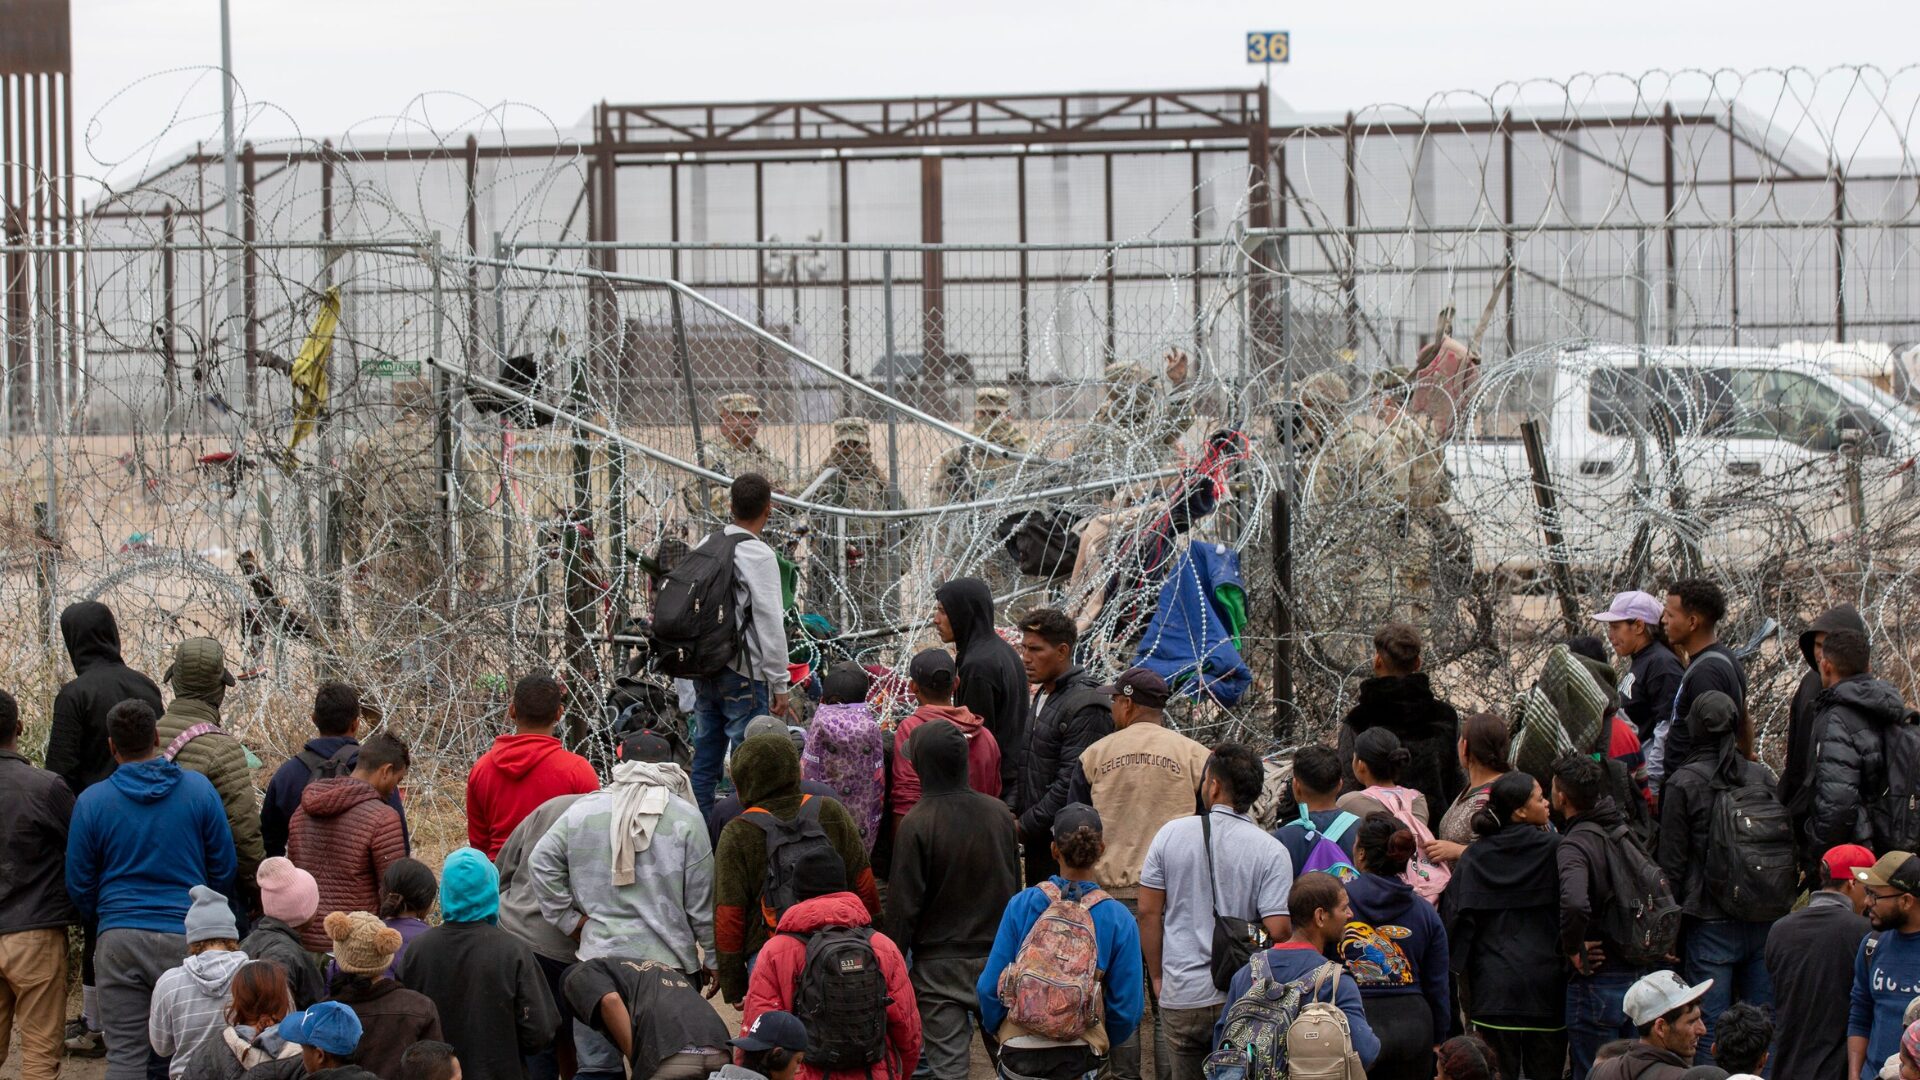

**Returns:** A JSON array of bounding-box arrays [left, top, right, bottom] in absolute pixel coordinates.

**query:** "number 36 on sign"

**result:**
[[1246, 31, 1290, 63]]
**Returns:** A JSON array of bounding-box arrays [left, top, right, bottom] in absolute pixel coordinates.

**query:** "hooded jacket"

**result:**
[[0, 748, 77, 934], [466, 731, 600, 858], [890, 703, 1001, 814], [496, 793, 587, 964], [285, 778, 408, 951], [157, 638, 264, 895], [1336, 672, 1466, 830], [65, 756, 235, 934], [261, 736, 408, 858], [46, 601, 165, 793], [395, 849, 559, 1080], [1013, 665, 1113, 841], [1784, 603, 1870, 820], [328, 974, 443, 1080], [1340, 872, 1451, 1036], [935, 578, 1028, 797], [882, 719, 1021, 959], [1557, 796, 1638, 972], [803, 701, 886, 853], [714, 733, 878, 1003], [1807, 674, 1912, 851], [1441, 822, 1564, 1025], [240, 916, 326, 1008], [740, 892, 922, 1080], [149, 947, 252, 1078], [184, 1022, 301, 1080], [1587, 1040, 1691, 1080], [1657, 691, 1779, 921]]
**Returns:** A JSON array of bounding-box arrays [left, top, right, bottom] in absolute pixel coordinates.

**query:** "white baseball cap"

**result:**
[[1622, 969, 1712, 1026]]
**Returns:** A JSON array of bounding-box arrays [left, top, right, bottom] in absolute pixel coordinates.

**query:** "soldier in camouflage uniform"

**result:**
[[1077, 347, 1195, 476], [1310, 367, 1456, 620], [683, 392, 792, 524], [936, 386, 1030, 503], [805, 417, 902, 633]]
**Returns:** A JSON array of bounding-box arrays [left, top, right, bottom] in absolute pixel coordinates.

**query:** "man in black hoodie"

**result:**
[[1335, 621, 1463, 830], [43, 600, 164, 1056], [1012, 608, 1113, 885], [1552, 753, 1648, 1080], [1655, 691, 1779, 1069], [1805, 629, 1913, 852], [884, 718, 1020, 1080], [1782, 603, 1872, 850], [933, 577, 1027, 798]]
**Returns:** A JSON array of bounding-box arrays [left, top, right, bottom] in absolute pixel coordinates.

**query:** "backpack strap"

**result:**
[[1079, 887, 1112, 907], [1308, 961, 1345, 1000], [1036, 881, 1063, 903], [296, 748, 328, 774], [163, 722, 223, 762], [1321, 811, 1358, 844], [1248, 950, 1273, 984]]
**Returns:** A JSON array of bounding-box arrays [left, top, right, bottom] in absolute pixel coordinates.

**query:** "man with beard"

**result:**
[[1849, 852, 1920, 1080]]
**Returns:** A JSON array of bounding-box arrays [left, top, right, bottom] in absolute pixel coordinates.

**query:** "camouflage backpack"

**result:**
[[1206, 956, 1362, 1080], [997, 881, 1110, 1040]]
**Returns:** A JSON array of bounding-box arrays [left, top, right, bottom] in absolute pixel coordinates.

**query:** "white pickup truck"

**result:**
[[1446, 345, 1920, 571]]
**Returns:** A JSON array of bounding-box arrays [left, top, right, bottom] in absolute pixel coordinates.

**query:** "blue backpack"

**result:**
[[1293, 806, 1358, 882]]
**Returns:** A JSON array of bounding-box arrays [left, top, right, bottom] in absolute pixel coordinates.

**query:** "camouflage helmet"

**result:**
[[716, 392, 763, 417], [1371, 367, 1415, 401], [974, 386, 1012, 415], [830, 417, 871, 446], [1103, 360, 1153, 387], [1298, 370, 1351, 415]]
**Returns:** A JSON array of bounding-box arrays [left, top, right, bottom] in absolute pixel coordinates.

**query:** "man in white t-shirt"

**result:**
[[1138, 742, 1293, 1080]]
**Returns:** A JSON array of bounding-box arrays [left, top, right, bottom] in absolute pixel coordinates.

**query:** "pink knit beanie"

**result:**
[[257, 856, 319, 926]]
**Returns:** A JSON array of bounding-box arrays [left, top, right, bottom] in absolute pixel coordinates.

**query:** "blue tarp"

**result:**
[[1131, 541, 1252, 706]]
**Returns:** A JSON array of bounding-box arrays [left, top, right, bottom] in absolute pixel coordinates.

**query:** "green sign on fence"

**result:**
[[366, 358, 422, 378]]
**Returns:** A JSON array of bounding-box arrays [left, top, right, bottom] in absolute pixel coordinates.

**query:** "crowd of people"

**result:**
[[4, 472, 1920, 1080]]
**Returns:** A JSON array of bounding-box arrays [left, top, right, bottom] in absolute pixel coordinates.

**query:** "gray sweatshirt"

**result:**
[[528, 788, 716, 971], [495, 793, 587, 964], [148, 948, 250, 1078], [724, 525, 789, 688]]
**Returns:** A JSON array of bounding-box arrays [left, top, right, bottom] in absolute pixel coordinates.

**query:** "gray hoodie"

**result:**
[[496, 793, 586, 963], [148, 947, 251, 1078]]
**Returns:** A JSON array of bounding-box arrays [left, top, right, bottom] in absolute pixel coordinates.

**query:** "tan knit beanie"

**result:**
[[324, 911, 403, 976]]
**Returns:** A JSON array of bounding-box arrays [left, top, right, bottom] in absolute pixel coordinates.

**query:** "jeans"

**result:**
[[96, 928, 187, 1080], [1564, 971, 1639, 1080], [911, 955, 989, 1080], [1160, 1005, 1220, 1080], [0, 928, 68, 1080], [692, 669, 771, 814], [1683, 919, 1773, 1069]]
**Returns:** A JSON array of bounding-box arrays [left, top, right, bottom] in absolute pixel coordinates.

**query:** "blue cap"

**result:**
[[732, 1010, 809, 1053], [278, 1001, 362, 1058]]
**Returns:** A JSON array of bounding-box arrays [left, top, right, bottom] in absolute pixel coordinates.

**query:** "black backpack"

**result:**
[[296, 744, 357, 782], [650, 530, 753, 679], [1872, 715, 1920, 852], [741, 797, 837, 931], [995, 510, 1081, 579], [789, 924, 891, 1070], [1577, 820, 1680, 969], [1706, 776, 1799, 922]]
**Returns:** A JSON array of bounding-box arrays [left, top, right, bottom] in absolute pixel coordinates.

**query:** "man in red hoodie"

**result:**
[[741, 846, 920, 1080], [889, 649, 1000, 825], [467, 673, 601, 858]]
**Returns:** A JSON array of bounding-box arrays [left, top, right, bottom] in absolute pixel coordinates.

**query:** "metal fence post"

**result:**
[[881, 252, 901, 497], [430, 234, 455, 597], [35, 247, 57, 647], [492, 231, 516, 639]]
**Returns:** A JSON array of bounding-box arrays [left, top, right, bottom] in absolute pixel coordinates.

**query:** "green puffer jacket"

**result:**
[[158, 638, 263, 897]]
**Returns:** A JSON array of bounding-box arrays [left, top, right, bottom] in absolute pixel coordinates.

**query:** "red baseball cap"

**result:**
[[1823, 843, 1877, 882]]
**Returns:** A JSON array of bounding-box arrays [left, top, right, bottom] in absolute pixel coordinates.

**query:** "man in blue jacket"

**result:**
[[258, 681, 406, 857], [65, 699, 236, 1080], [1850, 851, 1920, 1080], [1216, 871, 1381, 1069]]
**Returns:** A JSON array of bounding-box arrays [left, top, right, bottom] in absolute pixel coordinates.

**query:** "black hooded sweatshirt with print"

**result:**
[[883, 718, 1021, 959], [46, 602, 165, 793], [936, 578, 1028, 797]]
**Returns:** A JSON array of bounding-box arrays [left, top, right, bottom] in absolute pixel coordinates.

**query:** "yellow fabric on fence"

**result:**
[[283, 286, 341, 469]]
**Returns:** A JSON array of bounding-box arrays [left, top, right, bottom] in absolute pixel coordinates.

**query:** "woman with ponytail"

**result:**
[[1441, 771, 1564, 1080], [1341, 813, 1451, 1080], [1340, 728, 1451, 900]]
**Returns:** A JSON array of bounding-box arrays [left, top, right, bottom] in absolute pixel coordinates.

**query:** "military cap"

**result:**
[[716, 393, 763, 416], [974, 386, 1012, 414], [830, 417, 871, 445], [1103, 361, 1152, 386]]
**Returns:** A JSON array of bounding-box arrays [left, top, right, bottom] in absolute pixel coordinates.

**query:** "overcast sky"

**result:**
[[68, 0, 1920, 187]]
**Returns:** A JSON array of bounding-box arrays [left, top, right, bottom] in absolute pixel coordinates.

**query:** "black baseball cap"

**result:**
[[616, 730, 673, 764], [1100, 666, 1170, 710], [908, 648, 957, 685], [732, 1010, 809, 1053], [1052, 802, 1103, 842]]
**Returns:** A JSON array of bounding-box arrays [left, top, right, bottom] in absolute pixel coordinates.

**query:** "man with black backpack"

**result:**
[[740, 845, 920, 1080], [1552, 753, 1680, 1080], [1651, 578, 1749, 793], [1656, 691, 1789, 1068], [653, 473, 792, 815], [1805, 629, 1916, 854], [260, 682, 407, 859]]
